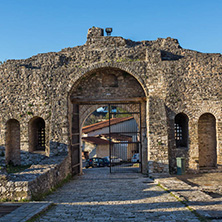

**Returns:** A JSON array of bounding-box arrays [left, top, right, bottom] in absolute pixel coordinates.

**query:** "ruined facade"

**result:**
[[1, 27, 222, 175]]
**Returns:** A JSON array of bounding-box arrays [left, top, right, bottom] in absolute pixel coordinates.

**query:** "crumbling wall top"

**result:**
[[87, 27, 104, 40]]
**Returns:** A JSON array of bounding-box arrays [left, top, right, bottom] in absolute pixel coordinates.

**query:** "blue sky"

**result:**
[[0, 0, 222, 61]]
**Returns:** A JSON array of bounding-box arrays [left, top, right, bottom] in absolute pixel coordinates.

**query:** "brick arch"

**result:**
[[172, 108, 192, 121], [5, 119, 20, 165], [196, 110, 219, 122], [69, 67, 146, 104], [68, 64, 148, 97], [192, 101, 221, 122], [198, 113, 217, 168]]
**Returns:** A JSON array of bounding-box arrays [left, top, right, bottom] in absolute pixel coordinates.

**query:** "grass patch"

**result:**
[[157, 183, 209, 222], [31, 174, 73, 201], [6, 165, 31, 174], [132, 163, 140, 167]]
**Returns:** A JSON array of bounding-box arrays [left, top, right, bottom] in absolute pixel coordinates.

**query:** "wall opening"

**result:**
[[29, 117, 46, 152], [69, 67, 147, 174], [174, 113, 189, 148], [81, 104, 141, 173], [5, 119, 20, 165], [198, 113, 217, 168]]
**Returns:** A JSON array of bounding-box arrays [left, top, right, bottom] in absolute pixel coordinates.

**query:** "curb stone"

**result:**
[[0, 201, 53, 222], [154, 176, 222, 221]]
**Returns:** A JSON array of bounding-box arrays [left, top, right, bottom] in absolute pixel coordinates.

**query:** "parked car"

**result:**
[[131, 153, 140, 163], [102, 157, 110, 166], [103, 156, 110, 162], [111, 157, 123, 163], [103, 156, 123, 163], [85, 157, 110, 168]]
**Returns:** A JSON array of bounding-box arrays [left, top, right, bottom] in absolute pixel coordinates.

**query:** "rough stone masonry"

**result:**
[[0, 26, 222, 180]]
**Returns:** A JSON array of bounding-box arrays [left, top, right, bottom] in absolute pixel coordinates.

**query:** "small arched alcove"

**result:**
[[174, 113, 189, 148], [198, 113, 217, 168], [29, 117, 46, 152], [5, 119, 20, 165]]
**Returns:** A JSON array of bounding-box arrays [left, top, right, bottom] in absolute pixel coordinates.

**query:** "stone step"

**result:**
[[200, 166, 222, 173]]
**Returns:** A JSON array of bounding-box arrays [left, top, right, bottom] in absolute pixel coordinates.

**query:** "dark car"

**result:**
[[102, 157, 110, 166], [85, 157, 110, 168]]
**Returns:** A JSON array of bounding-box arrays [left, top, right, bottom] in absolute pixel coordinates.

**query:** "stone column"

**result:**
[[188, 119, 199, 172], [148, 96, 169, 175], [217, 121, 222, 165], [141, 100, 148, 174]]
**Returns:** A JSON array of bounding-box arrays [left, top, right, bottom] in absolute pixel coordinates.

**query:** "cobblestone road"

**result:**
[[36, 168, 200, 222]]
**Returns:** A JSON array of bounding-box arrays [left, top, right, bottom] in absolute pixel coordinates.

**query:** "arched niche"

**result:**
[[5, 119, 20, 165], [198, 113, 217, 168], [29, 117, 46, 152], [174, 113, 189, 148]]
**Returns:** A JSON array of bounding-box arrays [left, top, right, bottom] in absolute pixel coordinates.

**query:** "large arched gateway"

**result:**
[[68, 67, 148, 174]]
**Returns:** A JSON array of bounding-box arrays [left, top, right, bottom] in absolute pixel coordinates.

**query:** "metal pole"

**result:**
[[109, 104, 111, 173], [139, 103, 142, 173]]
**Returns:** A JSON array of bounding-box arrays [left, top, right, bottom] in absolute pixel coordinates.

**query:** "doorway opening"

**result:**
[[69, 67, 147, 175], [82, 103, 142, 173], [29, 117, 46, 152]]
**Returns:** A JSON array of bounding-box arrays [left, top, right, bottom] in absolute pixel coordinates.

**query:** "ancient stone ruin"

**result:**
[[0, 26, 222, 199]]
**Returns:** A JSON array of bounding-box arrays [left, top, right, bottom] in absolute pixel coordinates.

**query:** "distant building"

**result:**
[[82, 117, 138, 160]]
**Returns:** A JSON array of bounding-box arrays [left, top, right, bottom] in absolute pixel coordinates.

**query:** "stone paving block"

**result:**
[[34, 168, 201, 221], [155, 176, 222, 221]]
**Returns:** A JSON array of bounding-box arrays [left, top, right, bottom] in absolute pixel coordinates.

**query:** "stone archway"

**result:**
[[198, 113, 217, 168], [69, 67, 147, 174], [5, 119, 20, 165]]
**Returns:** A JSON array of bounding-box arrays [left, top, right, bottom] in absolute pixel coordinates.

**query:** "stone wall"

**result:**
[[0, 154, 70, 201], [0, 26, 222, 174]]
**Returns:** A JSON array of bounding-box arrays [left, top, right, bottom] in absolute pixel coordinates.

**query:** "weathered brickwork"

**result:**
[[0, 26, 222, 176]]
